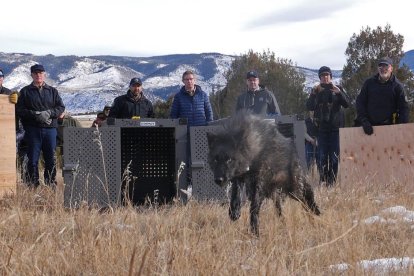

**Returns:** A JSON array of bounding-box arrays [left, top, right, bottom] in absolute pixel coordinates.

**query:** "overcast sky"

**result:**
[[2, 0, 412, 69]]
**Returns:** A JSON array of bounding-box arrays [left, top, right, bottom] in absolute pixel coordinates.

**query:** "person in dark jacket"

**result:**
[[16, 64, 65, 187], [306, 66, 349, 186], [108, 78, 154, 119], [170, 70, 213, 126], [236, 71, 281, 116], [356, 57, 409, 135], [0, 68, 18, 103], [92, 105, 111, 127]]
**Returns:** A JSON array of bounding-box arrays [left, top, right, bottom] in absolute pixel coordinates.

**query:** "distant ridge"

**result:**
[[1, 51, 413, 114]]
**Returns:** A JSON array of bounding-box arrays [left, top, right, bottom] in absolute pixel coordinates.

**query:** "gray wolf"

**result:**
[[207, 112, 321, 236]]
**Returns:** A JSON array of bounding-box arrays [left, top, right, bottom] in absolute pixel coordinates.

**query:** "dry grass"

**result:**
[[0, 178, 413, 275]]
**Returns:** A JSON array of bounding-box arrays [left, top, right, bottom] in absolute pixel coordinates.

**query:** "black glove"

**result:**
[[361, 120, 373, 135], [35, 110, 51, 124]]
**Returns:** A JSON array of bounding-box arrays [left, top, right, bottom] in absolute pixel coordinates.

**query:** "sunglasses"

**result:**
[[378, 63, 390, 68]]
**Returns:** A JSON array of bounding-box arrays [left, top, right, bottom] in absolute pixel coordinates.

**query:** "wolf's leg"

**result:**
[[288, 168, 321, 216], [274, 191, 283, 217], [229, 180, 242, 221], [249, 185, 263, 236]]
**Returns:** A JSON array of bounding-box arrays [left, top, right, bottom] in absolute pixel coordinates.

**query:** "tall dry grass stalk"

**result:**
[[0, 177, 413, 274]]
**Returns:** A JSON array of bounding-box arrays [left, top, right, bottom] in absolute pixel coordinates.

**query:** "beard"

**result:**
[[379, 71, 391, 81]]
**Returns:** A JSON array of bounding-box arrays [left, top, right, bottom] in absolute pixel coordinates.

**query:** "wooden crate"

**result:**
[[0, 95, 16, 196], [340, 124, 414, 187]]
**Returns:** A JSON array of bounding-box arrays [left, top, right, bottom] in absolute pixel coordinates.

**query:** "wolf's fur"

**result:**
[[207, 112, 321, 236]]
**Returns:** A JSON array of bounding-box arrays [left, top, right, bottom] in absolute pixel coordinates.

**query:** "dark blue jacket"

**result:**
[[108, 90, 154, 119], [356, 74, 408, 125], [16, 83, 65, 128], [170, 85, 213, 127]]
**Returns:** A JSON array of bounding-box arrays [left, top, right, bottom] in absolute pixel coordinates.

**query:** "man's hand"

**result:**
[[9, 92, 18, 104], [331, 84, 341, 94], [361, 120, 373, 135], [35, 110, 52, 123]]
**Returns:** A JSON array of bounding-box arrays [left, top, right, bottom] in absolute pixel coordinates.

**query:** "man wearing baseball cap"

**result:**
[[235, 70, 281, 116], [16, 64, 65, 188], [356, 57, 408, 135], [108, 77, 154, 119]]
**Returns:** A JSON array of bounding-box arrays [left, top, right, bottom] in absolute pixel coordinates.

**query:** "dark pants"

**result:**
[[318, 131, 339, 186], [305, 140, 319, 170], [25, 126, 57, 187]]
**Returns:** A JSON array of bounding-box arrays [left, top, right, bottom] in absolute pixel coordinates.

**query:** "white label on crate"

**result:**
[[140, 121, 156, 127]]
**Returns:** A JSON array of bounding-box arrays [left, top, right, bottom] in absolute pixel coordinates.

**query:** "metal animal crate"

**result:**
[[63, 118, 188, 208]]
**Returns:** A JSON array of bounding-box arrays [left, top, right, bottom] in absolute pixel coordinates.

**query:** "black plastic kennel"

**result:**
[[120, 127, 176, 204]]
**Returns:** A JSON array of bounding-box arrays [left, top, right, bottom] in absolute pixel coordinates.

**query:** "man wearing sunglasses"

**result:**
[[356, 57, 409, 135]]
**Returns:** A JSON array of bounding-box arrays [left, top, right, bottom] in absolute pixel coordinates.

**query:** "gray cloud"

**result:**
[[245, 0, 356, 29]]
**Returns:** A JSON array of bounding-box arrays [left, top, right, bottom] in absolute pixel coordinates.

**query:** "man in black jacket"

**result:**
[[108, 78, 154, 119], [306, 66, 349, 186], [356, 57, 409, 135], [16, 64, 65, 187]]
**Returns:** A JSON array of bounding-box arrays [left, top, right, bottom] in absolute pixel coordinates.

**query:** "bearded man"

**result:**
[[356, 57, 409, 135]]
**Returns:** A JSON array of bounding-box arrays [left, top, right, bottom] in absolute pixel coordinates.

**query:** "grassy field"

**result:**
[[0, 178, 413, 275]]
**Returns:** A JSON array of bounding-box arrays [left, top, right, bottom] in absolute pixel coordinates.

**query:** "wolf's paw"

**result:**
[[229, 208, 241, 221]]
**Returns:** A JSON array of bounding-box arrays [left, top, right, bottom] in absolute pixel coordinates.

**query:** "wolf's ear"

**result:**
[[206, 132, 216, 147]]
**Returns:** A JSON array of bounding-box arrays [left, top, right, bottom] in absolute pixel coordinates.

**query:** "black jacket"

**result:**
[[306, 84, 349, 132], [16, 83, 65, 128], [0, 86, 12, 95], [108, 90, 154, 119], [356, 74, 408, 125]]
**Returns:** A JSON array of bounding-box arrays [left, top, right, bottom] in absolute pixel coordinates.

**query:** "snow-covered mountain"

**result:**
[[1, 51, 411, 114], [0, 52, 233, 114]]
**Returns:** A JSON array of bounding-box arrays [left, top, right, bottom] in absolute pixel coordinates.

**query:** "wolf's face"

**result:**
[[207, 132, 250, 187]]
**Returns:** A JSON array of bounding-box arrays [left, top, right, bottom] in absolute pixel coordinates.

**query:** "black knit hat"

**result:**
[[318, 66, 332, 77]]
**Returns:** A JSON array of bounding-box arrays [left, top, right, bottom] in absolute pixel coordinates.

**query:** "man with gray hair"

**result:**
[[356, 57, 409, 135], [16, 64, 65, 188]]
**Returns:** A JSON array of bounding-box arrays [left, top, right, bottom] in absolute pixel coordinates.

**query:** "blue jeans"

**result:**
[[318, 131, 339, 186], [24, 126, 57, 187], [305, 140, 319, 170]]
